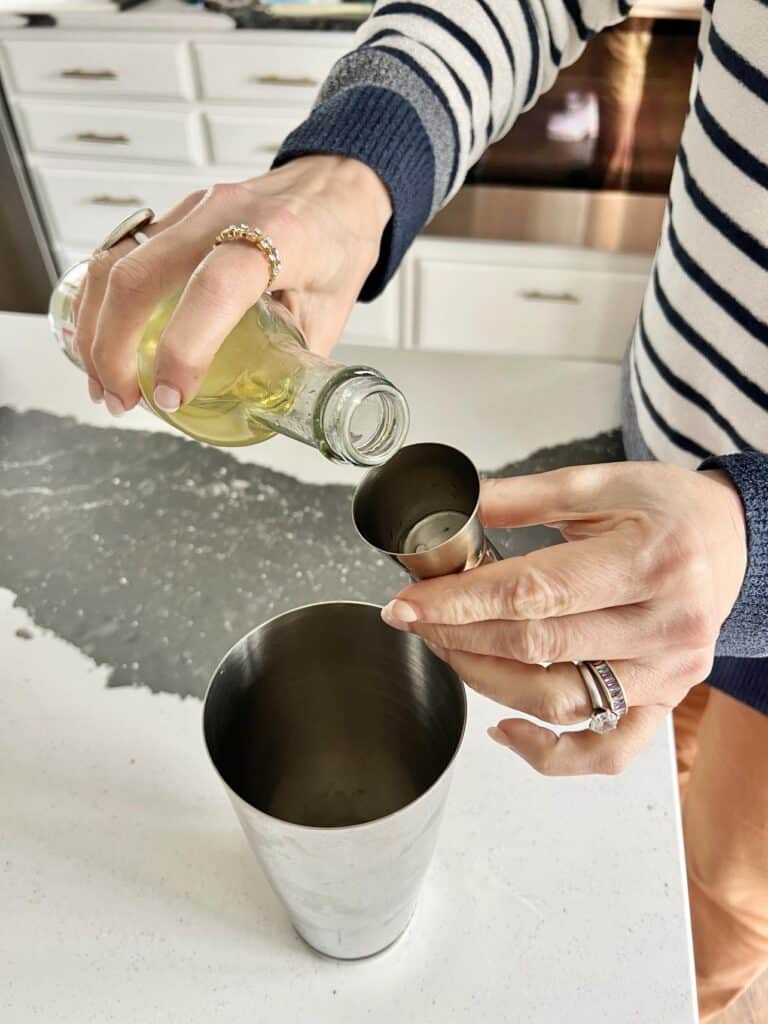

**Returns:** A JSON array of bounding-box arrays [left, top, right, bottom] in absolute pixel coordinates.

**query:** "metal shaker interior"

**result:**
[[203, 601, 465, 828]]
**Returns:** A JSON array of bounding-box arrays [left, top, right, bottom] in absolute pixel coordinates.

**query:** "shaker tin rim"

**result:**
[[201, 599, 467, 835]]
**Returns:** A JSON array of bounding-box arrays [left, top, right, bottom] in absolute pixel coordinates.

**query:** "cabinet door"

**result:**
[[195, 42, 344, 105], [35, 167, 212, 248], [16, 102, 201, 164], [343, 283, 401, 348], [3, 40, 193, 99], [206, 110, 304, 170], [411, 245, 649, 362]]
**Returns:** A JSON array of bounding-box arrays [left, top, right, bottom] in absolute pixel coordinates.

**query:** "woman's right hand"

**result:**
[[72, 155, 392, 416]]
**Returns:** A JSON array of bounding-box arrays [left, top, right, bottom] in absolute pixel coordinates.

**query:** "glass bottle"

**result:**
[[49, 260, 410, 467]]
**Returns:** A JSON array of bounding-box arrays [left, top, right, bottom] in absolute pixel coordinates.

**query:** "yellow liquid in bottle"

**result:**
[[136, 293, 304, 446]]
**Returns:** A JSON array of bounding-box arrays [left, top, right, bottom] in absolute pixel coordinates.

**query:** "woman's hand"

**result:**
[[73, 156, 392, 416], [381, 462, 748, 776]]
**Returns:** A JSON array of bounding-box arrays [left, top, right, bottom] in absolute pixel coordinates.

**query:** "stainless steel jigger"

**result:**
[[352, 442, 501, 580]]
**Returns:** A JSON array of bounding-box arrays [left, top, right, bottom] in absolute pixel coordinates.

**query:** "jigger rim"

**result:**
[[201, 599, 467, 835], [351, 442, 483, 559]]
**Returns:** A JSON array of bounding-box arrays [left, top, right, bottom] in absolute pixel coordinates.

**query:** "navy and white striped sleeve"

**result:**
[[273, 0, 633, 299]]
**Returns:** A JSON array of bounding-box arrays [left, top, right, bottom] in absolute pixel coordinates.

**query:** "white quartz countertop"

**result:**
[[0, 313, 696, 1023]]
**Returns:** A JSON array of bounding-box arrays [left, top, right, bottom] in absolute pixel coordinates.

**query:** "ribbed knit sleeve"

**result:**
[[274, 0, 633, 298], [700, 452, 768, 659]]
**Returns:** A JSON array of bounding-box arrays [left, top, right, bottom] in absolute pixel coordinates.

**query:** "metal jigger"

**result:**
[[352, 442, 500, 581]]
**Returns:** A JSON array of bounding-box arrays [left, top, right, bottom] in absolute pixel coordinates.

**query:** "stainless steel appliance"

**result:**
[[0, 78, 56, 313]]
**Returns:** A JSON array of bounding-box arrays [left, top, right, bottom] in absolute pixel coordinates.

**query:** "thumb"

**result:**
[[480, 465, 613, 528]]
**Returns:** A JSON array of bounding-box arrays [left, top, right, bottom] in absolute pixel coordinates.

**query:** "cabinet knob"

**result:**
[[249, 73, 317, 87], [75, 132, 130, 145], [86, 195, 144, 207], [60, 68, 117, 80], [519, 289, 580, 304]]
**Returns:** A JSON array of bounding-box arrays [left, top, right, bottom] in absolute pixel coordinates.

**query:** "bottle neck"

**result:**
[[246, 359, 410, 466], [316, 368, 411, 466]]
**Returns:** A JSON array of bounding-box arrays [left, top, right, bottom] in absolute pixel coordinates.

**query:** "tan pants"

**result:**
[[675, 685, 768, 1020]]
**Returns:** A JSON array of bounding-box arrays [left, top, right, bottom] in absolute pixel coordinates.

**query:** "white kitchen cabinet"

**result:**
[[194, 41, 343, 105], [408, 239, 650, 362], [205, 110, 305, 170], [1, 16, 651, 361], [34, 166, 211, 246], [1, 39, 194, 99], [15, 101, 204, 165]]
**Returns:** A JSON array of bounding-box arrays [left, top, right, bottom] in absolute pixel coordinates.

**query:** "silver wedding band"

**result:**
[[575, 660, 628, 734]]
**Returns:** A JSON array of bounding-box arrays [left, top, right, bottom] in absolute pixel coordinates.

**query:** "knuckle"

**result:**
[[678, 606, 718, 647], [107, 256, 152, 300], [87, 248, 116, 284], [684, 649, 716, 684], [665, 529, 707, 578], [185, 187, 207, 207], [535, 688, 579, 725], [261, 204, 300, 243], [205, 180, 251, 208], [429, 625, 455, 650], [559, 464, 604, 503], [506, 564, 565, 619], [188, 262, 230, 305], [513, 620, 560, 665]]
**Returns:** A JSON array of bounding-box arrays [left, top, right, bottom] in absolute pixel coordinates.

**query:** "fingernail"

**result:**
[[88, 378, 104, 404], [487, 726, 510, 749], [381, 599, 419, 630], [153, 384, 182, 413], [104, 391, 126, 417]]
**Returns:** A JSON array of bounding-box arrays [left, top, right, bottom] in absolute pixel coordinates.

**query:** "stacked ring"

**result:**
[[587, 659, 628, 721], [213, 223, 283, 290], [576, 662, 619, 734]]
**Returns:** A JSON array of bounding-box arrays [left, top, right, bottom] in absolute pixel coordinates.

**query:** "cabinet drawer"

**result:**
[[206, 111, 303, 169], [413, 258, 648, 361], [195, 42, 343, 104], [2, 40, 192, 99], [343, 286, 400, 348], [35, 168, 206, 248], [16, 102, 200, 164]]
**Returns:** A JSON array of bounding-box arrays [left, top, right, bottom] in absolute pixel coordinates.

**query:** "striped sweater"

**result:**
[[275, 0, 768, 709]]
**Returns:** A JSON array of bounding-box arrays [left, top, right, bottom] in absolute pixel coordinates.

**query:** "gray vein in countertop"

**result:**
[[0, 408, 623, 698]]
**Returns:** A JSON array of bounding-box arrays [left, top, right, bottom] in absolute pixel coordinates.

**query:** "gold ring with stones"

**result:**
[[213, 223, 283, 290]]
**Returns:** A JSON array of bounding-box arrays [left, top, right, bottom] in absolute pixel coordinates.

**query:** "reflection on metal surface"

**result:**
[[353, 443, 499, 581], [427, 185, 666, 255], [203, 601, 466, 959], [469, 19, 697, 197]]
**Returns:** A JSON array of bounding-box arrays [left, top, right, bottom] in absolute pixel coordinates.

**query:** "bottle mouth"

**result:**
[[321, 371, 410, 467]]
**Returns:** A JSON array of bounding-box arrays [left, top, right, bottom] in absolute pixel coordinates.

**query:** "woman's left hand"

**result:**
[[380, 461, 748, 776]]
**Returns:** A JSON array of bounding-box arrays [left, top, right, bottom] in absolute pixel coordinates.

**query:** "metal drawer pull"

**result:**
[[76, 132, 129, 145], [519, 289, 580, 304], [257, 143, 280, 154], [249, 73, 317, 87], [60, 68, 117, 80], [87, 195, 143, 207]]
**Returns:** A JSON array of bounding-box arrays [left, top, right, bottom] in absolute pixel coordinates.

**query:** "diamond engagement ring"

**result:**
[[575, 660, 628, 734]]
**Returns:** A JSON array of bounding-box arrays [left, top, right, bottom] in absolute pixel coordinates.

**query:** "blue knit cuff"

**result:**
[[699, 452, 768, 657], [273, 85, 435, 301]]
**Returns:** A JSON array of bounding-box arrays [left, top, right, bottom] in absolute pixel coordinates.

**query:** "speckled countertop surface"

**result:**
[[0, 312, 695, 1023]]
